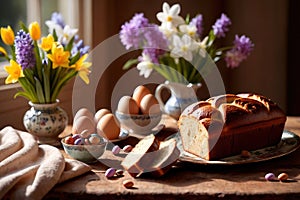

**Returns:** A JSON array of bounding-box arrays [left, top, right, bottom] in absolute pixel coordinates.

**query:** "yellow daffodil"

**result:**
[[0, 46, 7, 56], [71, 54, 91, 84], [40, 34, 54, 51], [1, 26, 15, 45], [29, 21, 41, 41], [4, 60, 24, 84], [47, 43, 70, 69]]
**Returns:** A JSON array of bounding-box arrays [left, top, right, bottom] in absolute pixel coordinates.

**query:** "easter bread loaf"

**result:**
[[121, 134, 179, 177], [178, 93, 286, 160]]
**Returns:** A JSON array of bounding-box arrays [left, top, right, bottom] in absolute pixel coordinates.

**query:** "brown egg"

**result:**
[[117, 96, 139, 114], [72, 116, 96, 135], [94, 108, 111, 123], [73, 108, 94, 123], [140, 94, 161, 114], [132, 85, 151, 107], [97, 113, 120, 140]]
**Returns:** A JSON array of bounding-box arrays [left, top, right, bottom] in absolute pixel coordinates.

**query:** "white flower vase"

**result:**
[[155, 81, 201, 120], [23, 99, 68, 146]]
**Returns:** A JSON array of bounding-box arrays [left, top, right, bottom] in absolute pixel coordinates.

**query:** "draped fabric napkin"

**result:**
[[0, 126, 91, 200]]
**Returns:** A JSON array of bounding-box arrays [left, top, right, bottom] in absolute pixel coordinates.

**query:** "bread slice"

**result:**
[[143, 138, 180, 177], [121, 136, 179, 177], [121, 134, 159, 177]]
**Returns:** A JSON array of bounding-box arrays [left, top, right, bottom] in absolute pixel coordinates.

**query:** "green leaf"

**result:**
[[51, 70, 77, 102], [123, 59, 138, 70], [18, 77, 38, 102], [185, 14, 190, 24], [19, 21, 29, 32], [52, 29, 58, 41], [23, 68, 35, 85], [65, 36, 75, 52], [35, 77, 45, 103], [70, 51, 81, 65], [14, 91, 32, 100]]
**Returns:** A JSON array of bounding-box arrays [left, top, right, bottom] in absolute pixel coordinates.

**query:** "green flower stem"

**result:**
[[42, 67, 51, 103], [180, 58, 188, 81], [10, 45, 16, 61], [35, 77, 45, 103], [23, 68, 35, 86], [51, 69, 77, 102], [33, 40, 43, 81], [17, 77, 38, 102], [51, 67, 62, 92]]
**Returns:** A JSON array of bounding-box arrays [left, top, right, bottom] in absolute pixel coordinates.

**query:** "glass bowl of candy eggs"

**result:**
[[61, 132, 107, 163]]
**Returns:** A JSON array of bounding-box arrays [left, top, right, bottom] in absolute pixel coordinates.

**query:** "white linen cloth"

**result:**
[[0, 126, 91, 200]]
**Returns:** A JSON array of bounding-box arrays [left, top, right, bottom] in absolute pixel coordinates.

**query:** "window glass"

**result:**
[[41, 0, 58, 34], [0, 0, 27, 61]]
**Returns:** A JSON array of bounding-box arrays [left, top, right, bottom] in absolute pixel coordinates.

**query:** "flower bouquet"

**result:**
[[0, 12, 91, 104], [120, 2, 254, 84]]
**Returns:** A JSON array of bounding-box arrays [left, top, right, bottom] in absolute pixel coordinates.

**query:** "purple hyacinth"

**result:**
[[142, 25, 168, 63], [190, 14, 203, 37], [51, 12, 65, 28], [15, 30, 36, 69], [120, 13, 150, 49], [225, 35, 254, 68], [212, 13, 231, 38]]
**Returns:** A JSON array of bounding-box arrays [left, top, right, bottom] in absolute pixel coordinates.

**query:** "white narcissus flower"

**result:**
[[196, 36, 209, 57], [156, 2, 185, 29], [179, 24, 197, 38], [136, 53, 154, 78], [170, 34, 198, 62], [59, 25, 78, 44], [45, 20, 63, 36], [45, 21, 78, 45], [159, 23, 177, 40]]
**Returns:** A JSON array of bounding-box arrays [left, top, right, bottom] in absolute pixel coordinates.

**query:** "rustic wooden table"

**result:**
[[45, 116, 300, 200]]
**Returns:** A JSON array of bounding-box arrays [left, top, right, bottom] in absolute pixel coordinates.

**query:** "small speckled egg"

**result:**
[[64, 136, 75, 144], [112, 145, 121, 155], [117, 96, 139, 114], [97, 113, 120, 140], [122, 180, 134, 188], [123, 145, 133, 153], [80, 129, 90, 138], [94, 108, 111, 123], [140, 94, 160, 114], [74, 138, 84, 145], [72, 116, 96, 135], [72, 134, 81, 141], [88, 133, 104, 145], [264, 173, 276, 181], [132, 85, 151, 107], [73, 108, 94, 123], [105, 168, 116, 178], [278, 173, 288, 181]]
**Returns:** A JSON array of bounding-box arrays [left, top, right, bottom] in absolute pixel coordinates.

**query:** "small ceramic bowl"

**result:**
[[115, 111, 162, 136], [61, 138, 107, 163]]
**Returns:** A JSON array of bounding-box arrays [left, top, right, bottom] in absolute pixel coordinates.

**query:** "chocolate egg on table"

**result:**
[[94, 108, 111, 123], [97, 113, 120, 140], [72, 116, 96, 135], [132, 85, 151, 107], [140, 94, 160, 114], [74, 108, 94, 122], [117, 96, 139, 114]]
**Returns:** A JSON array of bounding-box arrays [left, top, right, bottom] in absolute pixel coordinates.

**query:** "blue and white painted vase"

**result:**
[[23, 99, 68, 146]]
